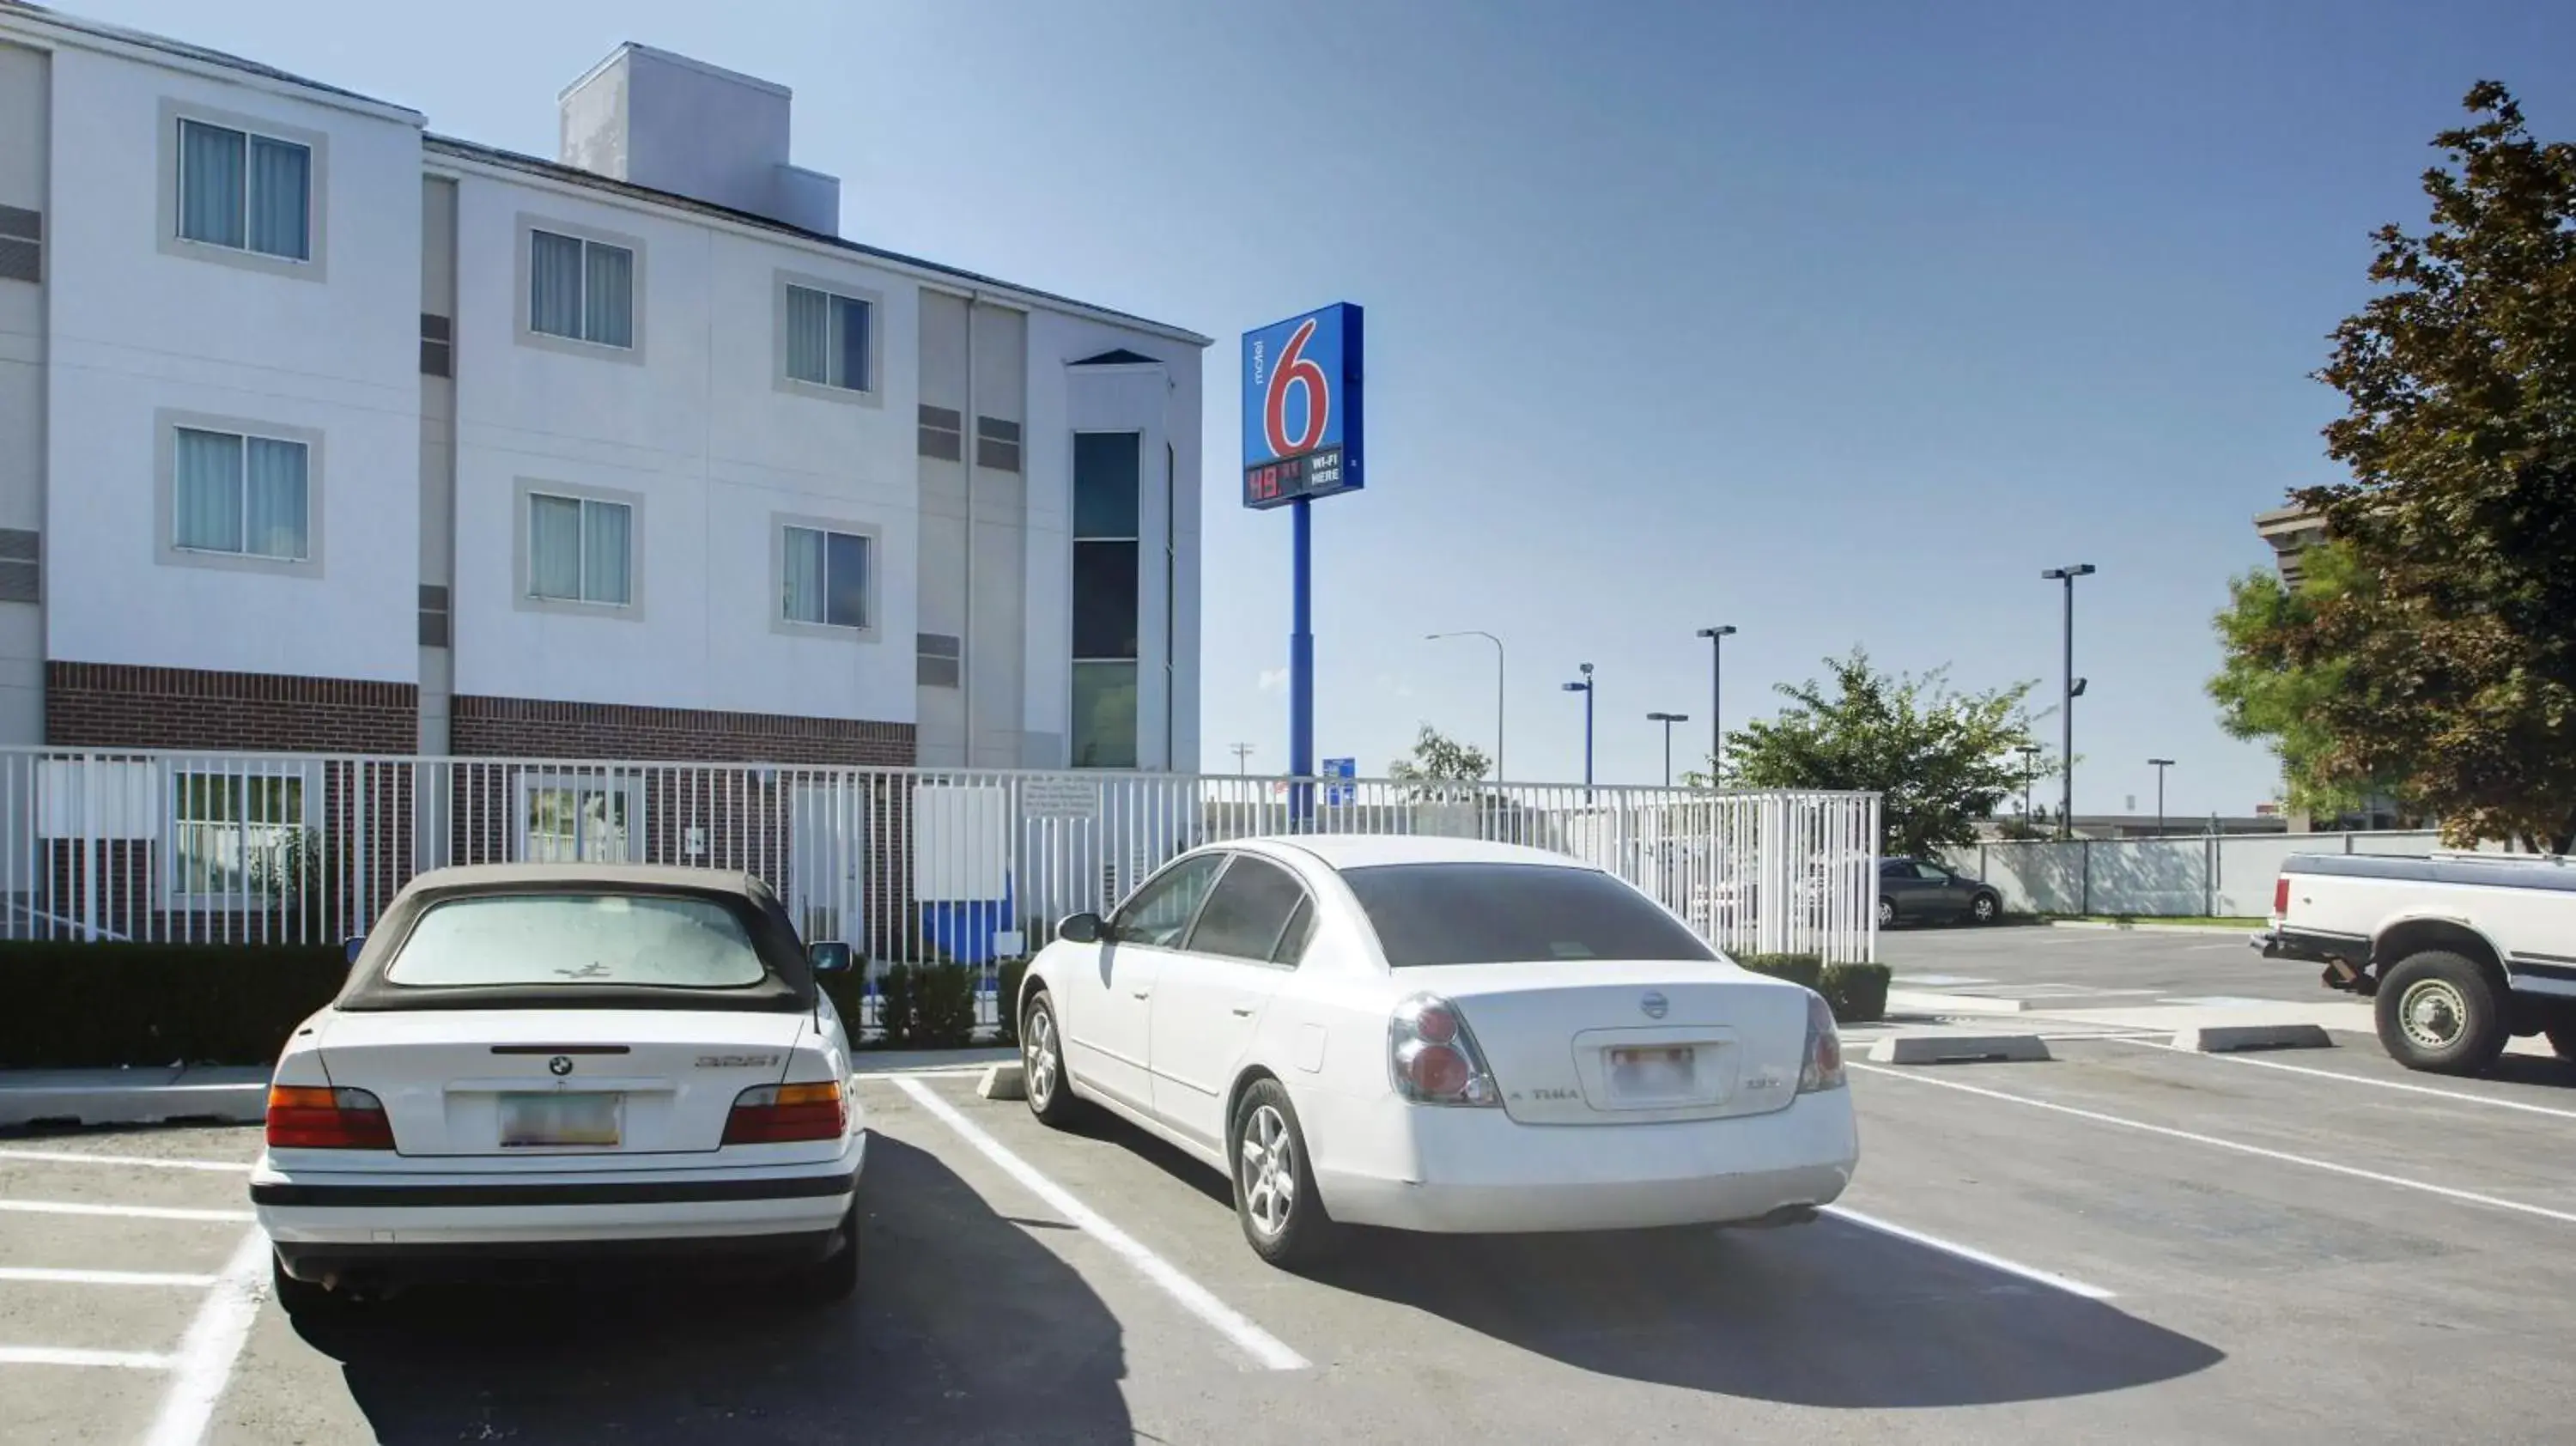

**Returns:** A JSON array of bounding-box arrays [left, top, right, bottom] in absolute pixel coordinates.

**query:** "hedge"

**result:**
[[1732, 952, 1891, 1024], [866, 962, 980, 1050], [0, 942, 347, 1069]]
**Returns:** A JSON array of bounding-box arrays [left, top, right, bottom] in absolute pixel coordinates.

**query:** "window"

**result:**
[[1340, 863, 1718, 968], [1183, 857, 1309, 963], [782, 525, 871, 629], [529, 228, 634, 348], [1911, 862, 1953, 882], [176, 118, 310, 261], [386, 894, 764, 989], [171, 771, 306, 900], [527, 493, 632, 606], [784, 284, 872, 392], [917, 633, 962, 688], [420, 313, 452, 378], [173, 427, 308, 561], [518, 778, 640, 862], [976, 416, 1022, 471], [1272, 897, 1316, 966], [1072, 432, 1142, 769], [0, 204, 39, 286], [1109, 854, 1225, 949], [917, 405, 963, 461]]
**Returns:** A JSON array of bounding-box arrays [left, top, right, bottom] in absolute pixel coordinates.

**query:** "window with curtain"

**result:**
[[784, 285, 872, 392], [173, 426, 308, 561], [530, 230, 635, 348], [528, 493, 633, 605], [1072, 432, 1143, 769], [177, 118, 310, 261], [781, 525, 870, 629]]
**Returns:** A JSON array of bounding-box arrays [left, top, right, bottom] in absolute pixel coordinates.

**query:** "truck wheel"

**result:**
[[2374, 951, 2508, 1076]]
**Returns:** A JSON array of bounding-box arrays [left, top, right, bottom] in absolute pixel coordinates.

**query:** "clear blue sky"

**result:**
[[64, 0, 2576, 815]]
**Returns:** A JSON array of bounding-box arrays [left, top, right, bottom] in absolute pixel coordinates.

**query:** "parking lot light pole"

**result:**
[[1427, 630, 1505, 782], [1562, 664, 1595, 795], [1694, 625, 1736, 781], [1646, 712, 1690, 787], [2148, 757, 2175, 837], [2039, 564, 2095, 840]]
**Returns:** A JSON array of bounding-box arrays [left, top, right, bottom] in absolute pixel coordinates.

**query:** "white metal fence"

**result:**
[[1940, 829, 2511, 918], [0, 749, 1880, 1020]]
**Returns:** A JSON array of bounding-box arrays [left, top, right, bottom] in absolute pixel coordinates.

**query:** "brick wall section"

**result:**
[[449, 696, 914, 767], [46, 663, 418, 754]]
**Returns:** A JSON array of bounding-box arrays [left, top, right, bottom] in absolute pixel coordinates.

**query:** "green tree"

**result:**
[[1689, 648, 2043, 858], [1388, 725, 1492, 802], [2214, 82, 2576, 853]]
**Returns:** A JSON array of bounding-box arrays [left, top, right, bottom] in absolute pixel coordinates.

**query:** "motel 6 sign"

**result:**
[[1241, 303, 1365, 510]]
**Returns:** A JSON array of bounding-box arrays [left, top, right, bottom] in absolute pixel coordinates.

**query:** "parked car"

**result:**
[[1013, 835, 1857, 1268], [251, 863, 866, 1315], [1876, 857, 2004, 927]]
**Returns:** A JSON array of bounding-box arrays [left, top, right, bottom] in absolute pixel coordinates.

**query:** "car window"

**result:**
[[1913, 862, 1953, 881], [386, 893, 767, 988], [1340, 862, 1717, 968], [1271, 897, 1316, 967], [1880, 860, 1911, 878], [1111, 854, 1226, 949], [1182, 855, 1309, 962]]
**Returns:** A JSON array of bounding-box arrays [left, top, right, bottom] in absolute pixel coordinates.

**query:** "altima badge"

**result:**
[[1639, 991, 1669, 1020]]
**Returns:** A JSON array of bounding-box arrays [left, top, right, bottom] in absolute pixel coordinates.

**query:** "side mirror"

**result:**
[[1057, 911, 1108, 945], [808, 941, 854, 975], [343, 936, 365, 969]]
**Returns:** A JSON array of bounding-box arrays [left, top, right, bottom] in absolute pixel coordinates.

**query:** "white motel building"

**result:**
[[0, 1, 1209, 789]]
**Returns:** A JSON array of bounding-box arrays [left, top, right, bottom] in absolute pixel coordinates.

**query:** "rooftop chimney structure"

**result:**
[[557, 43, 841, 236]]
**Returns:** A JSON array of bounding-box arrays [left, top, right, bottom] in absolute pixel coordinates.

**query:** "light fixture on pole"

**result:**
[[1230, 742, 1255, 776], [1426, 630, 1504, 782], [1646, 712, 1690, 787], [1561, 664, 1595, 794], [2038, 564, 2096, 839], [2148, 757, 2175, 837], [1694, 625, 1736, 781]]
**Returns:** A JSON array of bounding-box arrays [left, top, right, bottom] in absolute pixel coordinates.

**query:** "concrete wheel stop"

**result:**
[[976, 1062, 1028, 1100], [2170, 1024, 2335, 1054]]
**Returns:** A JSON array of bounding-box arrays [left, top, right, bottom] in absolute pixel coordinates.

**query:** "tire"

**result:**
[[793, 1204, 860, 1307], [1022, 990, 1085, 1127], [1969, 891, 2000, 925], [1875, 897, 1896, 929], [2374, 950, 2509, 1076], [1230, 1078, 1337, 1270]]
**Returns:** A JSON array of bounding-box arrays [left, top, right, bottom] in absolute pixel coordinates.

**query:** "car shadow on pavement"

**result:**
[[287, 1134, 1135, 1445], [1303, 1216, 2225, 1409], [2488, 1053, 2576, 1089]]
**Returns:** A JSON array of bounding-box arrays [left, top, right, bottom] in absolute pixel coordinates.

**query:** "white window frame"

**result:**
[[156, 100, 328, 283], [769, 513, 881, 642], [513, 477, 645, 620], [772, 270, 884, 406], [513, 773, 646, 864], [165, 762, 322, 908], [513, 214, 647, 363], [153, 409, 325, 580]]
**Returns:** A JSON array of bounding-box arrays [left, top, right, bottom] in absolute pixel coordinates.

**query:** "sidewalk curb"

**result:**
[[1886, 988, 2030, 1017], [0, 1080, 266, 1130]]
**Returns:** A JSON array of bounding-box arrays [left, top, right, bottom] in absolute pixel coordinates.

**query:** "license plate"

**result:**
[[498, 1092, 622, 1148], [1608, 1047, 1696, 1097]]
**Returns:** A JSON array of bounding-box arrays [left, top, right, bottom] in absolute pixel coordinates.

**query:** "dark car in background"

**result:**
[[1877, 858, 2003, 927]]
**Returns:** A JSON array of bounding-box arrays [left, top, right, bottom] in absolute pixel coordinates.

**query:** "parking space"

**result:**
[[1885, 920, 2320, 1006], [8, 1038, 2575, 1445]]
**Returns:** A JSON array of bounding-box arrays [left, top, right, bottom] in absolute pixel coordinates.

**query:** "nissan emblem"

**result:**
[[1639, 991, 1669, 1020]]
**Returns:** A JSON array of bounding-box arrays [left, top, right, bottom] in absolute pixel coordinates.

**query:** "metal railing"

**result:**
[[0, 749, 1880, 1023]]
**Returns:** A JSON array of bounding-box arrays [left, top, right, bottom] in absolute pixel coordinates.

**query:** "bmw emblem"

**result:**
[[548, 1055, 574, 1077], [1639, 992, 1669, 1020]]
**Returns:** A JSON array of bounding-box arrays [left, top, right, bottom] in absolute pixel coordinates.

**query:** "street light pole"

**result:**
[[1646, 712, 1690, 787], [1426, 630, 1505, 782], [1694, 625, 1736, 781], [2148, 757, 2174, 837], [1561, 664, 1595, 794], [1230, 742, 1255, 776], [2039, 564, 2095, 839]]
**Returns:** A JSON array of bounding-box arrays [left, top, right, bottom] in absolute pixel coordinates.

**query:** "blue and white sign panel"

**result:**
[[1322, 756, 1356, 805], [1242, 303, 1365, 510]]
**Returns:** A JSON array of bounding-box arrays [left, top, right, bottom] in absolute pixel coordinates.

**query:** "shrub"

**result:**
[[0, 942, 348, 1069], [911, 963, 979, 1050], [1820, 962, 1892, 1024], [1733, 952, 1824, 990], [991, 957, 1030, 1047], [872, 963, 920, 1048]]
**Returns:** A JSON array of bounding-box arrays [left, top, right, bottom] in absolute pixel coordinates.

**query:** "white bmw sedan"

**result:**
[[1016, 836, 1858, 1267], [251, 864, 865, 1314]]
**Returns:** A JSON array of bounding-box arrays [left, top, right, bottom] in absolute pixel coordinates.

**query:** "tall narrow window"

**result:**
[[1072, 432, 1141, 769], [530, 229, 634, 348], [781, 525, 872, 629], [528, 493, 632, 605], [173, 427, 308, 561], [177, 119, 312, 262], [785, 284, 872, 392]]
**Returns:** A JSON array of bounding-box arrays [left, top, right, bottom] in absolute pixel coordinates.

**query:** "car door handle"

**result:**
[[1230, 1006, 1255, 1018], [1132, 989, 1151, 999]]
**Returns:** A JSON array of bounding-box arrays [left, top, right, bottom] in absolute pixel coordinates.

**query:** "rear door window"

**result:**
[[1340, 863, 1717, 968], [386, 893, 767, 989], [1182, 856, 1309, 963]]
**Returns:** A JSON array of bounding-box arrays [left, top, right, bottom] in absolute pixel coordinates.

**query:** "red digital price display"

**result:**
[[1242, 447, 1344, 510]]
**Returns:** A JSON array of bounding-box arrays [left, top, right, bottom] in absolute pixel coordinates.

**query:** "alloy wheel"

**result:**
[[1237, 1103, 1296, 1239]]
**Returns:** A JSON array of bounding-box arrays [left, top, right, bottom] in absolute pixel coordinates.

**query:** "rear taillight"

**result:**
[[1797, 992, 1846, 1095], [1388, 994, 1500, 1107], [2274, 875, 2291, 918], [265, 1085, 395, 1150], [724, 1080, 848, 1145]]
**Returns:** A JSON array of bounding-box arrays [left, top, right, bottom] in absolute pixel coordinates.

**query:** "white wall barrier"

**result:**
[[1941, 829, 2507, 918]]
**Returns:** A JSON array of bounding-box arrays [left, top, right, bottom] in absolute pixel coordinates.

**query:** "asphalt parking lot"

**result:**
[[1883, 919, 2318, 1006], [8, 1031, 2576, 1445]]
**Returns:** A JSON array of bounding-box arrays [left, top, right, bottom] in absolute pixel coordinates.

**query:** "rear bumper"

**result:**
[[1314, 1089, 1857, 1235], [272, 1224, 844, 1285]]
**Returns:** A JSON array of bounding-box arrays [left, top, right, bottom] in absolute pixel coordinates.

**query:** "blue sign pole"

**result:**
[[1289, 498, 1315, 830]]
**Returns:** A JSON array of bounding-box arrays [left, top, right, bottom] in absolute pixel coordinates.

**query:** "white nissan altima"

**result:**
[[251, 864, 866, 1315], [1015, 835, 1858, 1267]]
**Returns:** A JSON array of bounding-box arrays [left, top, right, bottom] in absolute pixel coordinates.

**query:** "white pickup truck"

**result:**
[[2254, 851, 2576, 1075]]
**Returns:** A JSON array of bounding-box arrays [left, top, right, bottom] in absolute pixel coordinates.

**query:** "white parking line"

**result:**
[[0, 1267, 218, 1288], [0, 1346, 175, 1370], [1822, 1206, 2115, 1299], [889, 1077, 1310, 1371], [1851, 1062, 2576, 1228], [141, 1230, 268, 1446], [0, 1200, 253, 1224], [2105, 1036, 2576, 1122], [0, 1148, 253, 1175]]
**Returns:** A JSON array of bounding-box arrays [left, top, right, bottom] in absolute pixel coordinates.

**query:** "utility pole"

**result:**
[[1694, 625, 1735, 781], [2148, 757, 2174, 838], [1230, 743, 1255, 775], [1646, 712, 1690, 787], [2017, 743, 2040, 829], [2039, 564, 2095, 840]]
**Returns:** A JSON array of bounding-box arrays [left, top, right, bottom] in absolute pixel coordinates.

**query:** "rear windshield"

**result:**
[[1339, 863, 1718, 969], [385, 893, 769, 990]]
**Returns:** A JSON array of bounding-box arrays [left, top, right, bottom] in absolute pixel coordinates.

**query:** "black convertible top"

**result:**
[[335, 863, 819, 1014]]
